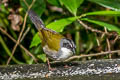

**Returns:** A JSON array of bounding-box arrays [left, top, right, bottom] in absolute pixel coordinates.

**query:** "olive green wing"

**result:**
[[41, 29, 64, 51]]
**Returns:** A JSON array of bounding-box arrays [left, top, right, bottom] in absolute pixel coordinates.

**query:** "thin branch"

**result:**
[[0, 27, 38, 63], [77, 19, 118, 36], [113, 36, 119, 44], [95, 33, 100, 46], [0, 35, 24, 64], [23, 0, 29, 8], [6, 0, 36, 65], [105, 27, 111, 58], [20, 26, 30, 42], [65, 50, 120, 62]]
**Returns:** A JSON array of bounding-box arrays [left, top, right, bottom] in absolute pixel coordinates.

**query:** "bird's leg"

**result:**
[[64, 64, 70, 68], [62, 61, 70, 68], [46, 58, 56, 70], [46, 57, 51, 70]]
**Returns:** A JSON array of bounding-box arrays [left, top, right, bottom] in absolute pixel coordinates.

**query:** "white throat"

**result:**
[[57, 47, 73, 61]]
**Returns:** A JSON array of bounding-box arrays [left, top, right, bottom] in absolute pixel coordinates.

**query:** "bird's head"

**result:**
[[60, 38, 76, 54]]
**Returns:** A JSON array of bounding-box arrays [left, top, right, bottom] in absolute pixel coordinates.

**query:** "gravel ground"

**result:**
[[0, 59, 120, 80]]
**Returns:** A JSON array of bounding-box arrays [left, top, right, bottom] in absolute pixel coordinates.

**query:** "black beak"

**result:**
[[72, 47, 76, 54]]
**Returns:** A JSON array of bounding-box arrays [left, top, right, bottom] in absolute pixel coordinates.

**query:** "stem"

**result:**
[[8, 27, 17, 39], [75, 22, 80, 54], [0, 35, 24, 64], [114, 16, 118, 24]]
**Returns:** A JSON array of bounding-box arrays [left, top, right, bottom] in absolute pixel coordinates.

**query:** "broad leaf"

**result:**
[[81, 18, 120, 35], [60, 0, 84, 15], [37, 54, 47, 62], [84, 11, 120, 16], [47, 0, 60, 6], [89, 0, 120, 11], [30, 32, 41, 48], [46, 17, 79, 32]]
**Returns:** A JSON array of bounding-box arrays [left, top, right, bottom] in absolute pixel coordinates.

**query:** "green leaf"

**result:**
[[60, 0, 84, 16], [0, 4, 9, 14], [88, 0, 120, 11], [37, 54, 47, 62], [30, 32, 41, 48], [20, 0, 46, 16], [46, 17, 79, 32], [81, 18, 120, 35], [47, 0, 60, 6], [84, 11, 120, 16]]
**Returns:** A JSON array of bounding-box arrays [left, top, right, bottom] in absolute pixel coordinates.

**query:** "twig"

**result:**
[[20, 26, 30, 42], [65, 50, 120, 62], [6, 0, 36, 65], [0, 35, 24, 64], [0, 27, 38, 63], [94, 33, 100, 46], [23, 0, 29, 8], [113, 36, 119, 44], [77, 19, 118, 36], [105, 27, 111, 58]]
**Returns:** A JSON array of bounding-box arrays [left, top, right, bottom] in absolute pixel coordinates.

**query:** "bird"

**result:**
[[28, 10, 76, 70]]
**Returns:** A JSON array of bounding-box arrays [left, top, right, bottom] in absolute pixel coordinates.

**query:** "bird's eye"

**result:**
[[63, 43, 72, 49], [61, 38, 76, 50], [63, 43, 67, 47], [67, 44, 72, 49]]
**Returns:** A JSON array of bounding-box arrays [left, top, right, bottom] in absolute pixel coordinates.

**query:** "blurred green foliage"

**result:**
[[0, 0, 120, 65]]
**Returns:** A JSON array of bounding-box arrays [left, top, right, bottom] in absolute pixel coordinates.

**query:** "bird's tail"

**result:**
[[28, 10, 45, 30]]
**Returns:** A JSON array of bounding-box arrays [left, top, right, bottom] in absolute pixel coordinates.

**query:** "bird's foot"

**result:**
[[64, 64, 71, 68], [48, 67, 56, 71]]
